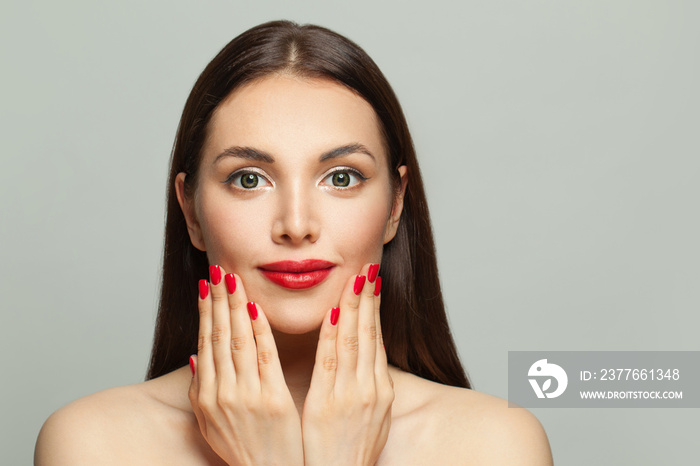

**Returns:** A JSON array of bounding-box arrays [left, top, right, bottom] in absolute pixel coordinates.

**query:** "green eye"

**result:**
[[224, 170, 271, 190], [322, 169, 366, 189], [240, 173, 259, 189], [332, 172, 350, 187]]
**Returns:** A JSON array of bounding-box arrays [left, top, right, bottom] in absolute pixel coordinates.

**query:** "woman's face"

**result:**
[[176, 75, 406, 335]]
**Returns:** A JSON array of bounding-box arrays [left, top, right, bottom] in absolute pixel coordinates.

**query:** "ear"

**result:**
[[383, 165, 408, 244], [175, 172, 206, 251]]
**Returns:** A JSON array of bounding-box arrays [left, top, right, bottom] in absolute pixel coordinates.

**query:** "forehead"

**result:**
[[204, 74, 386, 161]]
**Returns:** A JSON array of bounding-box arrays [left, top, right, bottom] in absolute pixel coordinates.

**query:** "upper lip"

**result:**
[[258, 259, 335, 273]]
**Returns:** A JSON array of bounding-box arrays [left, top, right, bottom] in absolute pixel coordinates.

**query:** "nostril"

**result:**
[[271, 200, 320, 244]]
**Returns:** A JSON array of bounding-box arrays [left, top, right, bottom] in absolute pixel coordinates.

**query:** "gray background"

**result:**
[[2, 0, 698, 464]]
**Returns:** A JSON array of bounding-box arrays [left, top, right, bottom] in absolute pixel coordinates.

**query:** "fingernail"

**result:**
[[330, 307, 340, 326], [374, 276, 381, 296], [354, 275, 366, 295], [209, 265, 222, 285], [368, 264, 379, 283], [199, 279, 209, 299], [189, 355, 195, 376], [224, 273, 236, 294], [247, 302, 258, 321]]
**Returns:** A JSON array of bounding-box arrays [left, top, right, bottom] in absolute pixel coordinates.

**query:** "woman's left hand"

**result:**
[[301, 263, 394, 466]]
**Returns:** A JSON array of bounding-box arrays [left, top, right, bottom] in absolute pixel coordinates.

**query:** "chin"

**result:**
[[267, 315, 325, 335], [262, 303, 328, 335], [249, 281, 341, 335]]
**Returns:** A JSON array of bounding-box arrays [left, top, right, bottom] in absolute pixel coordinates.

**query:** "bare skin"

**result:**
[[35, 364, 552, 465]]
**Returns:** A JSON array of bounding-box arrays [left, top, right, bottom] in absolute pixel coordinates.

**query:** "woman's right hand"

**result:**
[[189, 265, 304, 466]]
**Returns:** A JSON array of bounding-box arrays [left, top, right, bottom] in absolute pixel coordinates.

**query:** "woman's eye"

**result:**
[[332, 172, 351, 187], [240, 173, 260, 188], [322, 169, 365, 188], [227, 171, 271, 189]]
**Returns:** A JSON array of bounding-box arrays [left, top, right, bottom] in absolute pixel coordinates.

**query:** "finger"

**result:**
[[372, 276, 390, 380], [373, 276, 385, 355], [368, 265, 382, 356], [249, 302, 288, 393], [225, 273, 260, 391], [196, 278, 215, 385], [187, 355, 209, 438], [357, 264, 379, 382], [309, 307, 340, 394], [335, 267, 368, 386], [374, 297, 394, 414], [209, 265, 235, 386]]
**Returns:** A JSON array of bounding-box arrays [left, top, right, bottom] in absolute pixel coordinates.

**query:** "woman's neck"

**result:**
[[272, 329, 321, 415]]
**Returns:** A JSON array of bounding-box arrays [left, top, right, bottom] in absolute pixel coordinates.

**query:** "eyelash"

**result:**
[[223, 168, 272, 190], [321, 167, 368, 189], [223, 167, 368, 191]]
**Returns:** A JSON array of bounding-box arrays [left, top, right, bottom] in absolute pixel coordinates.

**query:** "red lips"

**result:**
[[258, 259, 335, 289]]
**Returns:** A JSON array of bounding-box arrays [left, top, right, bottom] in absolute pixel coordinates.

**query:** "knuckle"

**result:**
[[198, 305, 209, 317], [363, 324, 377, 341], [253, 325, 266, 337], [343, 335, 359, 353], [263, 396, 287, 417], [230, 336, 247, 352], [211, 325, 224, 343], [198, 396, 215, 415], [346, 300, 360, 312], [240, 393, 260, 412], [197, 335, 207, 351], [257, 351, 273, 365], [380, 386, 395, 404], [216, 391, 235, 408], [358, 387, 377, 407], [210, 292, 227, 302], [322, 355, 338, 371]]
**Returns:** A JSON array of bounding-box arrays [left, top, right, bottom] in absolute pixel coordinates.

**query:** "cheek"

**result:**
[[196, 192, 267, 266], [322, 193, 391, 263]]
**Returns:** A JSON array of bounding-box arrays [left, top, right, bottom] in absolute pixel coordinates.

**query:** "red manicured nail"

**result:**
[[247, 302, 258, 321], [354, 275, 366, 295], [225, 273, 236, 294], [189, 355, 195, 376], [374, 276, 381, 296], [199, 279, 209, 299], [330, 307, 340, 326], [209, 265, 222, 285], [368, 264, 379, 283]]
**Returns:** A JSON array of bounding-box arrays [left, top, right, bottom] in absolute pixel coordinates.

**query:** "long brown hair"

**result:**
[[147, 20, 470, 389]]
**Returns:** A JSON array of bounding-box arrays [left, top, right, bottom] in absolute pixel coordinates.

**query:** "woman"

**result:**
[[36, 20, 552, 465]]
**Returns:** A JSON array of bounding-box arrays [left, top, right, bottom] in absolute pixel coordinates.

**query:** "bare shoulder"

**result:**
[[34, 367, 209, 466], [35, 383, 150, 465], [436, 386, 553, 465], [388, 369, 553, 465]]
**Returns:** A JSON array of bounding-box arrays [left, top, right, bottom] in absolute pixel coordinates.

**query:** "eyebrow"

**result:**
[[319, 143, 375, 162], [213, 143, 375, 164], [214, 146, 274, 164]]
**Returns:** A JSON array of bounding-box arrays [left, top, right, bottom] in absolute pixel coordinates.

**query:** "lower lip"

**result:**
[[260, 268, 334, 289]]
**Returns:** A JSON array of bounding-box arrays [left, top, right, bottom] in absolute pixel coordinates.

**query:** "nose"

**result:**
[[271, 182, 320, 246]]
